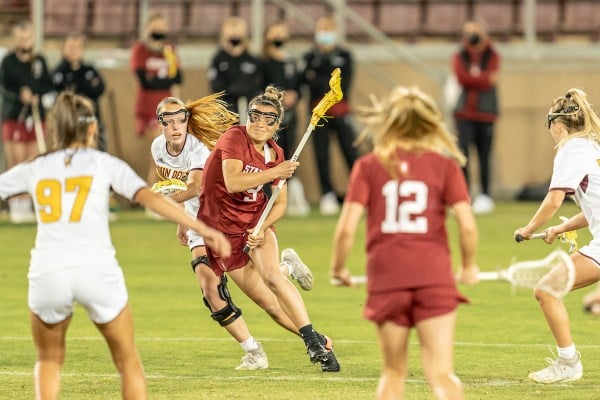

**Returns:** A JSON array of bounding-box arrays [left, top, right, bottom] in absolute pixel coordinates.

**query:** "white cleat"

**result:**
[[471, 194, 495, 215], [319, 192, 340, 216], [282, 248, 313, 291], [529, 351, 582, 384], [235, 344, 268, 371]]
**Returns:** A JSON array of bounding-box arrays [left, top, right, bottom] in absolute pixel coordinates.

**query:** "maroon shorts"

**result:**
[[2, 120, 45, 142], [205, 232, 251, 277], [364, 286, 468, 327], [135, 112, 159, 137]]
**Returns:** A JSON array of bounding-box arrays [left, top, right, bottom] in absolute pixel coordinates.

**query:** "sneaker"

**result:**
[[319, 335, 341, 373], [528, 350, 582, 384], [306, 341, 329, 364], [235, 344, 268, 371], [281, 248, 313, 291], [472, 194, 495, 215], [320, 192, 340, 216], [583, 302, 600, 315]]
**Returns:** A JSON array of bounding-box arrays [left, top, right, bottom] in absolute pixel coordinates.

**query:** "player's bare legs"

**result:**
[[375, 321, 410, 400], [417, 311, 463, 400], [248, 228, 310, 329], [229, 264, 299, 335], [31, 313, 71, 400], [95, 304, 147, 400]]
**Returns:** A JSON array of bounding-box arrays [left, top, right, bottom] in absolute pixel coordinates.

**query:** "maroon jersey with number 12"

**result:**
[[345, 150, 470, 293]]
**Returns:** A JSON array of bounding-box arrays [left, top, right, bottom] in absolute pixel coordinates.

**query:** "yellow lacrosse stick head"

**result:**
[[310, 68, 343, 126], [557, 216, 578, 253]]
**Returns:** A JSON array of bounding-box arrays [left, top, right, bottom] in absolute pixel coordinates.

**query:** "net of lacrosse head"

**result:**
[[557, 216, 578, 253], [151, 178, 187, 196], [479, 249, 575, 298]]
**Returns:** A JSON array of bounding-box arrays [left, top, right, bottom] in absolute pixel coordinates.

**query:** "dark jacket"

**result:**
[[52, 59, 105, 120]]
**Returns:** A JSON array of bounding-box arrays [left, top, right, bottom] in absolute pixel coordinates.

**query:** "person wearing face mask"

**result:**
[[261, 22, 310, 217], [0, 19, 55, 223], [208, 17, 265, 115], [451, 20, 500, 215], [299, 15, 358, 216], [130, 12, 182, 191], [52, 32, 106, 151]]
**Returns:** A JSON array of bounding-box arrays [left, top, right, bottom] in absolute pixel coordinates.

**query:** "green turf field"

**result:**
[[1, 201, 599, 399]]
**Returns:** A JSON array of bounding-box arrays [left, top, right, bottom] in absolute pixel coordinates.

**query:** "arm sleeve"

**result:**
[[107, 156, 147, 201], [442, 159, 471, 206], [0, 162, 33, 199]]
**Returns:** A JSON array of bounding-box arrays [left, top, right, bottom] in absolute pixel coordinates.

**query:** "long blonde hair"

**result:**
[[548, 88, 600, 148], [355, 86, 466, 178], [156, 92, 239, 150]]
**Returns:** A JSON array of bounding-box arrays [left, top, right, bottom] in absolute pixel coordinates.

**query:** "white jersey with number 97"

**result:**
[[0, 148, 147, 274]]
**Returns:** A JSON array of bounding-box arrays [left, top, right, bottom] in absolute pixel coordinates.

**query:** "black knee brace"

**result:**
[[202, 275, 242, 327], [191, 255, 210, 273]]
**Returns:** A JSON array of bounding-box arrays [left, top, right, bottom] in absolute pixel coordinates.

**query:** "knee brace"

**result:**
[[202, 275, 242, 327], [191, 255, 210, 273]]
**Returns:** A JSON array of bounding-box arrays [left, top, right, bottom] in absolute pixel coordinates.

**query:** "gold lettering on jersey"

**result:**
[[155, 166, 188, 182], [597, 159, 600, 167]]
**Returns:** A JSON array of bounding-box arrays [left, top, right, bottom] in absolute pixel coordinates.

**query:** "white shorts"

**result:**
[[28, 262, 128, 324], [187, 228, 205, 250], [579, 240, 600, 268]]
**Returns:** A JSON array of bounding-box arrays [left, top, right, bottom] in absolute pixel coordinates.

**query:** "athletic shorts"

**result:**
[[205, 232, 251, 276], [578, 242, 600, 268], [364, 286, 468, 328], [135, 113, 158, 137], [2, 119, 45, 142], [28, 263, 128, 324], [187, 228, 205, 250]]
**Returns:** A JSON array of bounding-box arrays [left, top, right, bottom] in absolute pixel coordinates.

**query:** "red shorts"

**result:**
[[364, 286, 468, 327], [2, 120, 45, 142], [205, 232, 251, 276], [135, 113, 159, 137]]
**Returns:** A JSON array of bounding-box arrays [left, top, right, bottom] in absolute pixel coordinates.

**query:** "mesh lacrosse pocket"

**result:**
[[509, 250, 575, 298], [151, 178, 187, 196]]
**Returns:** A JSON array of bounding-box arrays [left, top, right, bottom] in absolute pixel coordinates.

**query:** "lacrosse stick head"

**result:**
[[310, 68, 343, 126], [508, 249, 575, 298], [151, 178, 186, 196], [557, 216, 578, 253]]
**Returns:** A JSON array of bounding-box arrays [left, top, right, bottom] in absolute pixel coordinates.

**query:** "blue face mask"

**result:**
[[315, 31, 337, 46]]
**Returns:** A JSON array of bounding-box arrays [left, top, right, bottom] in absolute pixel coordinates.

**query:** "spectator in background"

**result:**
[[208, 17, 264, 116], [0, 19, 55, 223], [299, 15, 358, 216], [130, 12, 182, 186], [451, 19, 500, 215], [262, 21, 310, 216], [52, 32, 106, 151]]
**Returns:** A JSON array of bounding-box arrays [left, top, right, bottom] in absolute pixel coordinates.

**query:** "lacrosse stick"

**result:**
[[478, 249, 575, 298], [242, 68, 343, 254], [30, 99, 46, 153], [151, 178, 187, 196], [330, 275, 367, 287], [515, 216, 579, 253]]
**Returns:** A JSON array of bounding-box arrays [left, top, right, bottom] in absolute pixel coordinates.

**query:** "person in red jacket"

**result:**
[[130, 12, 182, 187], [451, 20, 500, 215]]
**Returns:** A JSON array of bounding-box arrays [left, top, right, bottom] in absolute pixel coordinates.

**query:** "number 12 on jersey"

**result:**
[[381, 180, 428, 234]]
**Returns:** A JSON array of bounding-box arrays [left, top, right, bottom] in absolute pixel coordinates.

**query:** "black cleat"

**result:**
[[306, 341, 329, 364], [320, 335, 341, 372]]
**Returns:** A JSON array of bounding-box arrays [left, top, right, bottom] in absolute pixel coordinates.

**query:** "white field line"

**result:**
[[2, 336, 600, 349]]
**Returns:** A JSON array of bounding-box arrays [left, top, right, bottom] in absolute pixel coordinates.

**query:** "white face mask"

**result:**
[[315, 31, 337, 46]]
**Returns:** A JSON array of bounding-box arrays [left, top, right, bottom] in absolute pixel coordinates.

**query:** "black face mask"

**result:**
[[150, 32, 166, 41], [16, 47, 33, 55], [271, 39, 285, 48], [229, 38, 242, 47], [468, 34, 481, 46]]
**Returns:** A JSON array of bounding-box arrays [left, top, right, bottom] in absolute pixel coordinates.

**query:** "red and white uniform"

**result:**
[[346, 150, 470, 293], [198, 126, 283, 273], [151, 133, 210, 248], [550, 137, 600, 265]]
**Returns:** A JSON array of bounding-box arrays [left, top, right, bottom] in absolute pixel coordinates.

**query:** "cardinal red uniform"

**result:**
[[346, 150, 470, 326], [199, 126, 283, 275]]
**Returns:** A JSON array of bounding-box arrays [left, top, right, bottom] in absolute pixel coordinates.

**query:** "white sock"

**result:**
[[240, 337, 260, 352], [557, 343, 576, 360], [281, 261, 293, 276]]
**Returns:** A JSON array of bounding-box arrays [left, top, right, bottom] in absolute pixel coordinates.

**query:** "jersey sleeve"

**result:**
[[130, 42, 145, 70], [549, 141, 585, 193], [346, 157, 370, 206], [191, 141, 211, 169], [0, 162, 33, 199], [220, 129, 245, 161], [106, 156, 147, 200]]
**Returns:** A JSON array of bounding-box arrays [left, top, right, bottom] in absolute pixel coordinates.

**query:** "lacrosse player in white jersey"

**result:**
[[515, 88, 600, 384], [0, 92, 231, 400], [152, 95, 315, 370]]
